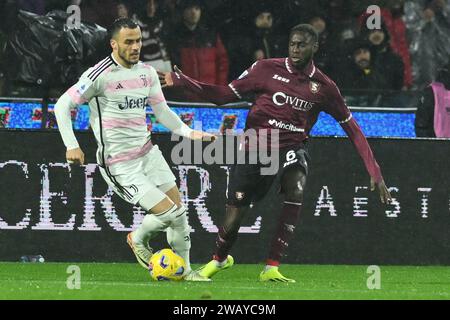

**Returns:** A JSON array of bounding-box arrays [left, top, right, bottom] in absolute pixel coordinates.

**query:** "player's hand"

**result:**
[[157, 65, 183, 88], [189, 130, 216, 142], [370, 177, 392, 204], [66, 147, 85, 165], [157, 70, 173, 88]]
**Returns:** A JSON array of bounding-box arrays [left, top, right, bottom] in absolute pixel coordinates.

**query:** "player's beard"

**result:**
[[118, 48, 140, 66]]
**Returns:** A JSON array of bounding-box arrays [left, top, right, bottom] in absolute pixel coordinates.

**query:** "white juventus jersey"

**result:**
[[55, 54, 191, 167]]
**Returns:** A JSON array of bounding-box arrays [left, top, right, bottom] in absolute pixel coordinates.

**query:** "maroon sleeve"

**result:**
[[171, 70, 238, 105], [170, 60, 263, 105], [323, 82, 384, 183], [228, 60, 263, 98]]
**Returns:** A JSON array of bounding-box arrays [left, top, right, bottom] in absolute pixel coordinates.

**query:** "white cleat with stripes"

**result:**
[[183, 270, 212, 282], [127, 232, 153, 269]]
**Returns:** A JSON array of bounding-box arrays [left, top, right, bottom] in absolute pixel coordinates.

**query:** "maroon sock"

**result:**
[[213, 205, 246, 262], [266, 202, 302, 266], [214, 226, 238, 262]]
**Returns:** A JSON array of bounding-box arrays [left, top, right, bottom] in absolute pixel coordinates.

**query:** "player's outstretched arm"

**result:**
[[54, 93, 85, 165], [151, 68, 216, 142], [324, 83, 391, 204], [340, 118, 392, 204], [157, 66, 238, 105], [370, 177, 391, 204]]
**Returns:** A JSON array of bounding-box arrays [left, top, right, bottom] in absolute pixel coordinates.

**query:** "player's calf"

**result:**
[[166, 205, 192, 272]]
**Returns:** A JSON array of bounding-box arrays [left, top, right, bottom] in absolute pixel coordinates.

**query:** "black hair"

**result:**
[[109, 18, 139, 39], [350, 38, 372, 54], [289, 24, 319, 44], [178, 0, 203, 12]]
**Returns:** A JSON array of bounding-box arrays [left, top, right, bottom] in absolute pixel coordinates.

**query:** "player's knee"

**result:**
[[171, 205, 189, 228], [281, 167, 306, 203], [284, 187, 304, 203], [147, 197, 174, 215]]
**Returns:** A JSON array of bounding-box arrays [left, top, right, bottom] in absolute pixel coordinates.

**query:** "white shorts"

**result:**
[[99, 144, 176, 211]]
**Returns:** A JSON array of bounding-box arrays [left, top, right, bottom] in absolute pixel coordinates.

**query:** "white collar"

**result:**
[[111, 53, 140, 69]]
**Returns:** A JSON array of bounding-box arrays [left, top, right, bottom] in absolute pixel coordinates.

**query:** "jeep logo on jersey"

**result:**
[[268, 119, 304, 132], [272, 92, 314, 111], [118, 96, 148, 110]]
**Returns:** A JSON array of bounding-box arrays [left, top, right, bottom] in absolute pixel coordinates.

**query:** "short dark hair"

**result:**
[[109, 18, 139, 39], [289, 24, 319, 44], [179, 0, 203, 12]]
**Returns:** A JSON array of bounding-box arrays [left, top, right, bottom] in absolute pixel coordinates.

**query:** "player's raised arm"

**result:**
[[323, 83, 392, 204], [54, 70, 98, 165], [158, 61, 262, 105], [149, 67, 215, 141]]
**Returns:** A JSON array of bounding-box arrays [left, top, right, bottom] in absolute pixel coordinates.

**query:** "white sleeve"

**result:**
[[54, 93, 79, 150], [54, 68, 99, 150], [148, 68, 193, 138]]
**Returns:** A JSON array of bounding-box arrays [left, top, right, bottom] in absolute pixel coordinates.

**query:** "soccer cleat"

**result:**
[[183, 270, 212, 282], [197, 255, 234, 279], [127, 232, 153, 269], [259, 267, 296, 283]]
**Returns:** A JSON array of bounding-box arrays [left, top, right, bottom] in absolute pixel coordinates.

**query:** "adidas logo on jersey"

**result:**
[[116, 83, 124, 89], [273, 74, 290, 83]]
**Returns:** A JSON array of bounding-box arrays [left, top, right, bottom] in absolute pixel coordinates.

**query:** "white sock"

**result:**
[[215, 259, 228, 267], [166, 205, 192, 272], [132, 205, 176, 244], [264, 265, 278, 272]]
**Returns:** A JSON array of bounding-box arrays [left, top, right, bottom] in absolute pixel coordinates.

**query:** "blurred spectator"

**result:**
[[382, 0, 413, 89], [132, 0, 172, 71], [276, 0, 329, 31], [169, 0, 229, 85], [320, 0, 361, 85], [358, 1, 412, 89], [79, 0, 118, 29], [250, 9, 285, 61], [159, 0, 181, 26], [361, 21, 404, 90], [415, 61, 450, 138], [226, 3, 286, 80], [405, 0, 450, 89], [340, 39, 388, 91], [309, 14, 333, 74], [117, 2, 130, 19]]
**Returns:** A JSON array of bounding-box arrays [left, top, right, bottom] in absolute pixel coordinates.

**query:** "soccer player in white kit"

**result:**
[[54, 18, 213, 281]]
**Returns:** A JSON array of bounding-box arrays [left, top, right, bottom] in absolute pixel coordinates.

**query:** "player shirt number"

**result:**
[[286, 150, 296, 162]]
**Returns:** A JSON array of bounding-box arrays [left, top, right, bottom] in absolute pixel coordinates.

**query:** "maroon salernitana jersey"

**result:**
[[171, 58, 383, 182]]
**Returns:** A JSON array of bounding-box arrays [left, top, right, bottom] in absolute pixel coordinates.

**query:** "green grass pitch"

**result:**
[[0, 262, 449, 300]]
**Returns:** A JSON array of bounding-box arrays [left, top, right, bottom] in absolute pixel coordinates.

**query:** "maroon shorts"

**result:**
[[226, 145, 309, 207]]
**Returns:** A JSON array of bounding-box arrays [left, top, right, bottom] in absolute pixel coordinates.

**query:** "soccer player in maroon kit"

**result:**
[[159, 24, 392, 282]]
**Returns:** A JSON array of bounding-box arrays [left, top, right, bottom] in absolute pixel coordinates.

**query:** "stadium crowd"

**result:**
[[0, 0, 449, 114]]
